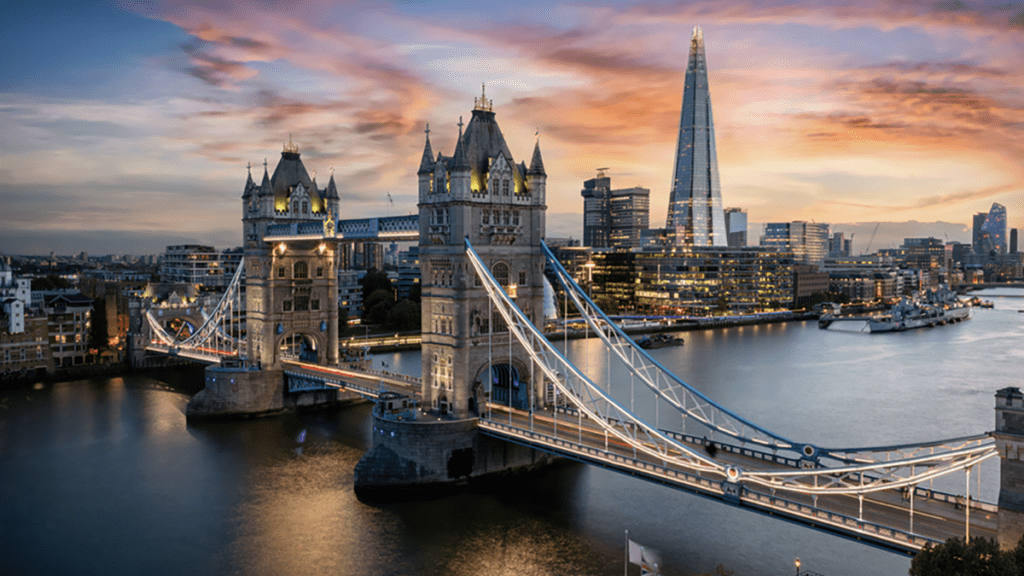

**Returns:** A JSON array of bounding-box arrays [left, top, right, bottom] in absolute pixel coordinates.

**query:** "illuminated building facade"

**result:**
[[417, 87, 547, 415], [241, 140, 342, 367], [634, 247, 793, 315], [762, 222, 830, 266], [581, 173, 611, 248], [666, 26, 727, 247], [981, 202, 1007, 254]]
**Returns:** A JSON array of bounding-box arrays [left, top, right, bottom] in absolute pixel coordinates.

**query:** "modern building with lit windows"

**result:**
[[981, 202, 1007, 254], [634, 247, 794, 315], [761, 222, 829, 266]]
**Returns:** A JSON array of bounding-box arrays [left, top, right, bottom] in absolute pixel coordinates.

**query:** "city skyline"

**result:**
[[2, 0, 1023, 255]]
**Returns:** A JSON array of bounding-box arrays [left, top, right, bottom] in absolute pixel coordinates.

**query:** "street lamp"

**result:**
[[584, 260, 595, 298], [794, 557, 801, 576]]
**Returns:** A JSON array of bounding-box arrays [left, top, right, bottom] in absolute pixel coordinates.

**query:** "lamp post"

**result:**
[[584, 260, 595, 298], [795, 557, 801, 576]]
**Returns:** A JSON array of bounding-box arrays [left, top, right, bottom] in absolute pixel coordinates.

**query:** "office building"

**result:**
[[725, 208, 747, 247], [1011, 228, 1018, 254], [761, 222, 830, 266], [665, 26, 727, 246], [981, 202, 1007, 254], [581, 173, 611, 248], [609, 186, 650, 249]]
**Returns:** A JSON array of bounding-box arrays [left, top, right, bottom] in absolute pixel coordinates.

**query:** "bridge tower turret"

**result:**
[[995, 387, 1024, 549], [241, 140, 339, 369], [417, 87, 547, 417]]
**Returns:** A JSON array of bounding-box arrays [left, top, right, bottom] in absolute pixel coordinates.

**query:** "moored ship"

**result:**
[[866, 286, 970, 333]]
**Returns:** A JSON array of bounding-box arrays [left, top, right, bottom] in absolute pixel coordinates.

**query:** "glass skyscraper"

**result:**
[[666, 25, 727, 247], [981, 202, 1007, 254]]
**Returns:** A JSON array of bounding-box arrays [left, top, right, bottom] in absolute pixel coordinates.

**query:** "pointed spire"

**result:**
[[451, 117, 470, 172], [325, 168, 339, 200], [243, 162, 256, 198], [528, 138, 546, 176], [258, 158, 272, 196], [418, 123, 434, 174]]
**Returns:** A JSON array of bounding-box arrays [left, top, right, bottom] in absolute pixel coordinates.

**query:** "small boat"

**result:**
[[635, 333, 684, 349]]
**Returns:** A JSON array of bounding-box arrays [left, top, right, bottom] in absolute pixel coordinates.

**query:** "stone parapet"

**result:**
[[186, 366, 286, 419]]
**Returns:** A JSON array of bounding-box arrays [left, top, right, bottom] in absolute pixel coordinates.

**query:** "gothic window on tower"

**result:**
[[492, 262, 509, 286], [316, 267, 323, 278], [294, 261, 308, 279], [301, 201, 308, 213], [519, 271, 526, 285], [482, 210, 489, 224], [277, 267, 285, 278], [283, 300, 293, 312], [502, 179, 510, 196], [513, 212, 519, 226]]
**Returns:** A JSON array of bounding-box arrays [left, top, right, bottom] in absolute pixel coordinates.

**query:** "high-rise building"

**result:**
[[666, 26, 727, 247], [762, 222, 830, 265], [581, 173, 611, 248], [829, 232, 850, 257], [609, 186, 650, 249], [1011, 228, 1018, 254], [581, 173, 649, 249], [981, 202, 1007, 254], [725, 208, 747, 247], [973, 211, 990, 255]]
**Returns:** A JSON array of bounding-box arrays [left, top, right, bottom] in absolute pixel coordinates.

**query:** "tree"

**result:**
[[714, 294, 729, 316], [361, 269, 393, 308], [384, 300, 420, 331], [909, 537, 1017, 576], [364, 289, 396, 324]]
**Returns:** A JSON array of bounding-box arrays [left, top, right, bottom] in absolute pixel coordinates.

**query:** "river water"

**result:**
[[2, 289, 1021, 576]]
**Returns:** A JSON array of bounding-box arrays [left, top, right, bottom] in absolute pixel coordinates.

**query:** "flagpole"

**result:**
[[624, 530, 628, 576]]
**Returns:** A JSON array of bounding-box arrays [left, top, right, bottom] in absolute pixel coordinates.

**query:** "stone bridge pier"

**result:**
[[995, 387, 1024, 549]]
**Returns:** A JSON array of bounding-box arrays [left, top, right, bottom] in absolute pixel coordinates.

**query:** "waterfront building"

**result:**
[[0, 259, 53, 378], [828, 273, 876, 303], [609, 186, 650, 249], [666, 26, 727, 247], [1011, 228, 1018, 254], [589, 250, 637, 313], [725, 208, 747, 247], [39, 292, 93, 367], [792, 264, 830, 308], [634, 247, 793, 315], [761, 222, 830, 266]]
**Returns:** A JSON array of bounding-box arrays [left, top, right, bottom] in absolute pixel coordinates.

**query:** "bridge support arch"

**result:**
[[995, 387, 1024, 549]]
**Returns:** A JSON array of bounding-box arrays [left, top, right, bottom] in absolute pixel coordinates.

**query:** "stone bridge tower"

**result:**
[[417, 86, 547, 417], [241, 139, 342, 369], [995, 387, 1024, 549]]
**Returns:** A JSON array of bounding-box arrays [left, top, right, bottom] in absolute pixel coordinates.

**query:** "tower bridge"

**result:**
[[155, 86, 1024, 554]]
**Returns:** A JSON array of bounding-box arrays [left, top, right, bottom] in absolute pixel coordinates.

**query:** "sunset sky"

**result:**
[[2, 0, 1022, 255]]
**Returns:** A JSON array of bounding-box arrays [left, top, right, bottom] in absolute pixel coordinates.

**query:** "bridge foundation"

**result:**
[[354, 410, 554, 497], [186, 364, 351, 419], [994, 386, 1024, 549]]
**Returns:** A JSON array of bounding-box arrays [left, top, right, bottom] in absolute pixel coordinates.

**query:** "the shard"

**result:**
[[666, 25, 727, 246]]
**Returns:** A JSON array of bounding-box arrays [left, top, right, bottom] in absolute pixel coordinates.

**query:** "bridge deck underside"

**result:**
[[480, 405, 996, 554]]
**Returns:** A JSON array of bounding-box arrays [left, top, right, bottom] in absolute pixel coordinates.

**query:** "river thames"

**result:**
[[2, 288, 1021, 576]]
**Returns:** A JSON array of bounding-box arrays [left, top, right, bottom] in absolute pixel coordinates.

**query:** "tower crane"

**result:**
[[865, 223, 881, 254]]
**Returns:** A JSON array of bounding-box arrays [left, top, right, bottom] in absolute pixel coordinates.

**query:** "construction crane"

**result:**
[[865, 223, 881, 254]]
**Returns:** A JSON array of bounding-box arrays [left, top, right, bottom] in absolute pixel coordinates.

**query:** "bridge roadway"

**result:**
[[479, 405, 996, 554], [282, 361, 421, 399]]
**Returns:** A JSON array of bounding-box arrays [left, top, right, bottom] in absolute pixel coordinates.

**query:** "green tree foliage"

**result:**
[[910, 537, 1019, 576], [408, 282, 421, 304], [32, 274, 71, 290], [384, 300, 420, 332], [364, 289, 396, 324], [360, 269, 393, 314], [593, 295, 619, 315]]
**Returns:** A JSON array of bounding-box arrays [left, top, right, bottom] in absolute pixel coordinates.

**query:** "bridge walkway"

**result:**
[[480, 404, 996, 553]]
